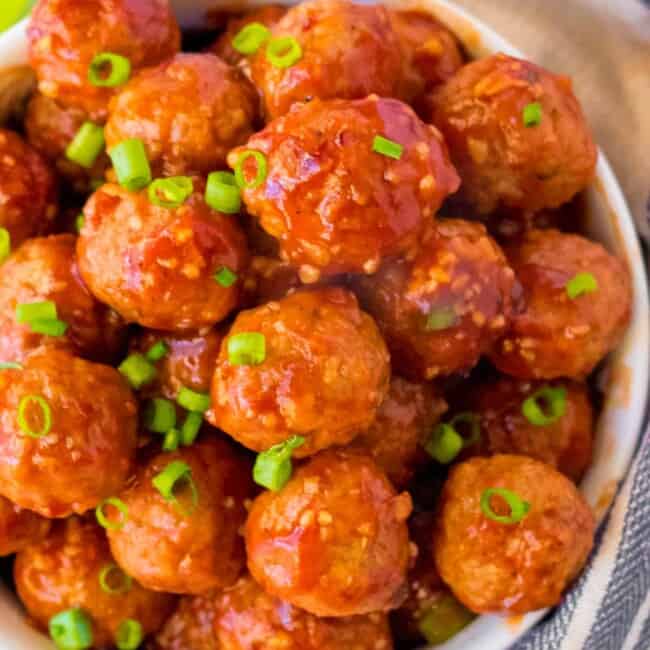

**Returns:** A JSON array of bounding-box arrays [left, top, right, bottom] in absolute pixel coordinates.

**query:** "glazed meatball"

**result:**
[[77, 183, 249, 331], [28, 0, 180, 120], [151, 594, 220, 650], [107, 437, 253, 595], [390, 9, 464, 106], [434, 454, 595, 614], [131, 329, 223, 401], [105, 54, 258, 177], [354, 219, 517, 380], [246, 450, 413, 617], [490, 229, 631, 378], [429, 54, 598, 214], [25, 93, 109, 193], [468, 377, 593, 482], [250, 0, 402, 119], [0, 235, 126, 364], [209, 288, 390, 457], [0, 348, 137, 517], [349, 377, 447, 488], [229, 97, 460, 278], [0, 129, 57, 249], [15, 518, 176, 649], [0, 495, 51, 556], [215, 574, 394, 650]]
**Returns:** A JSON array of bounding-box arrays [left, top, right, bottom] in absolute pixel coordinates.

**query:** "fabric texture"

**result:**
[[448, 2, 650, 648]]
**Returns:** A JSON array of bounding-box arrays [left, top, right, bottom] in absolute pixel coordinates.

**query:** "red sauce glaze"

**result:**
[[0, 495, 51, 557]]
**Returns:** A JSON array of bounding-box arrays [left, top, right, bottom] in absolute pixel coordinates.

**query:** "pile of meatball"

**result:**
[[0, 0, 632, 648]]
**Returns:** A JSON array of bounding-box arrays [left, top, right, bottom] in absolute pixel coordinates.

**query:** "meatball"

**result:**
[[28, 0, 180, 120], [390, 10, 463, 106], [0, 235, 127, 364], [0, 129, 57, 249], [489, 229, 631, 378], [354, 219, 517, 380], [429, 54, 598, 214], [15, 518, 176, 649], [151, 594, 220, 650], [229, 97, 460, 278], [0, 348, 137, 517], [0, 495, 51, 556], [215, 574, 394, 650], [131, 329, 223, 401], [107, 437, 253, 595], [25, 93, 109, 193], [209, 288, 390, 457], [77, 183, 249, 331], [434, 454, 595, 614], [242, 256, 303, 306], [245, 450, 413, 617], [105, 54, 258, 177], [349, 377, 447, 488], [467, 377, 593, 482], [250, 0, 402, 119]]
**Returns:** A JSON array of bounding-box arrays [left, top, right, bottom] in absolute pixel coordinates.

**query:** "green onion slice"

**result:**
[[205, 170, 241, 214], [449, 412, 481, 448], [214, 266, 238, 288], [180, 412, 202, 446], [29, 318, 68, 337], [95, 497, 128, 531], [177, 387, 210, 414], [426, 306, 457, 331], [418, 594, 475, 645], [75, 214, 85, 233], [152, 461, 199, 516], [227, 332, 266, 366], [522, 102, 543, 127], [16, 301, 57, 324], [372, 135, 404, 160], [66, 122, 105, 169], [266, 36, 303, 68], [115, 619, 143, 650], [424, 423, 463, 464], [148, 176, 193, 209], [118, 354, 157, 390], [232, 22, 271, 55], [253, 435, 305, 491], [480, 487, 530, 524], [17, 395, 52, 438], [0, 361, 22, 370], [163, 428, 180, 452], [146, 341, 169, 363], [88, 52, 131, 88], [109, 138, 152, 191], [234, 150, 268, 189], [49, 608, 93, 650], [0, 227, 10, 264], [99, 563, 132, 595], [566, 272, 598, 299], [143, 398, 177, 434], [522, 385, 567, 426]]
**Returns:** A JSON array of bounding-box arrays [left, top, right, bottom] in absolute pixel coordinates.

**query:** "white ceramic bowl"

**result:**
[[0, 2, 648, 649]]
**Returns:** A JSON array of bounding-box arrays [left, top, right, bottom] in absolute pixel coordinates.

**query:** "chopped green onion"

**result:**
[[146, 340, 169, 363], [115, 619, 143, 650], [163, 428, 180, 452], [88, 52, 131, 88], [98, 563, 132, 595], [0, 227, 10, 263], [426, 306, 457, 331], [148, 176, 193, 209], [17, 395, 52, 439], [449, 412, 481, 448], [232, 22, 271, 55], [109, 138, 152, 191], [372, 135, 404, 160], [266, 36, 303, 68], [522, 102, 542, 127], [49, 608, 93, 650], [522, 385, 567, 426], [143, 398, 177, 434], [205, 170, 241, 214], [227, 332, 266, 366], [418, 594, 475, 645], [424, 423, 463, 464], [118, 354, 157, 389], [253, 435, 305, 491], [214, 266, 238, 288], [234, 150, 268, 189], [152, 461, 198, 516], [480, 487, 530, 524], [16, 301, 57, 324], [95, 497, 128, 531], [180, 412, 202, 446], [29, 318, 68, 337], [177, 387, 210, 414], [66, 122, 105, 169], [566, 272, 598, 299], [0, 361, 22, 370], [75, 214, 85, 233]]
